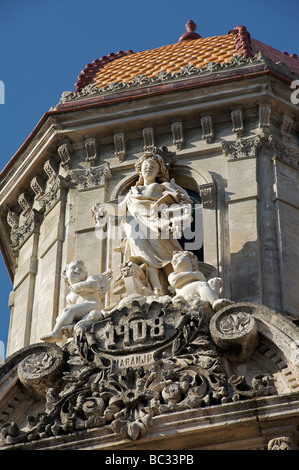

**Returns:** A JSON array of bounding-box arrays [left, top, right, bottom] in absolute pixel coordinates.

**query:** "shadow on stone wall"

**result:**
[[230, 240, 261, 304]]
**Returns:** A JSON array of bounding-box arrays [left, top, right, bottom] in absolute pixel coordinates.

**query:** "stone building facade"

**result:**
[[0, 21, 299, 450]]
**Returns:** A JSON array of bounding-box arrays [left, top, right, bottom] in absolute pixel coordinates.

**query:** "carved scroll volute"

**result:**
[[18, 193, 31, 218], [30, 176, 45, 202], [57, 142, 72, 170]]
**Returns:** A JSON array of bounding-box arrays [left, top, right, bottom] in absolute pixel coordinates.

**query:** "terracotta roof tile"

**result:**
[[90, 35, 237, 89], [74, 24, 299, 92], [251, 38, 299, 75]]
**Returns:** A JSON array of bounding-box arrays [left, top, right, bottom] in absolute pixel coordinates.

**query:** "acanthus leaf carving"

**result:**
[[70, 163, 111, 190], [267, 436, 296, 450], [221, 135, 261, 160], [38, 175, 68, 212], [7, 203, 42, 252]]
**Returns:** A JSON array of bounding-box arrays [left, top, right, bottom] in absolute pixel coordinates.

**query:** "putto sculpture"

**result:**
[[41, 260, 112, 342], [169, 250, 232, 312]]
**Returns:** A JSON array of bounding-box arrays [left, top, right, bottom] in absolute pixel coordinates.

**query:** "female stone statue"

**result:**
[[92, 153, 192, 295]]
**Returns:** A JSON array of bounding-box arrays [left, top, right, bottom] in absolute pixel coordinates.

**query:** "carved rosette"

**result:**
[[17, 344, 65, 397], [210, 304, 259, 362]]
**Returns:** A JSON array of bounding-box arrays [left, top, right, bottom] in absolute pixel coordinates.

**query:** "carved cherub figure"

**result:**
[[168, 251, 233, 312], [41, 260, 112, 343]]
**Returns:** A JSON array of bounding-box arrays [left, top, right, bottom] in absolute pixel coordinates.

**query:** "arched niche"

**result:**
[[110, 162, 219, 271]]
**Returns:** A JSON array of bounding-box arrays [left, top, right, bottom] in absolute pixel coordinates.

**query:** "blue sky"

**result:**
[[0, 0, 298, 357]]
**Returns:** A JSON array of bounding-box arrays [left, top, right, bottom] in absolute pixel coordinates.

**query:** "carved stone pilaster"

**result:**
[[113, 132, 126, 162], [142, 127, 155, 153], [71, 163, 111, 190], [221, 135, 261, 160], [171, 121, 184, 150], [231, 108, 244, 138], [85, 136, 97, 164], [201, 115, 214, 143], [57, 142, 72, 170]]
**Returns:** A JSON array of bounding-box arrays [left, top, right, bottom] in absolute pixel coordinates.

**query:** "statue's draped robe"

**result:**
[[122, 185, 183, 269]]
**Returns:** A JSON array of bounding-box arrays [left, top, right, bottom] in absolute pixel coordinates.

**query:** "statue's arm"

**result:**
[[165, 179, 193, 204], [70, 277, 99, 294], [169, 271, 206, 288], [91, 198, 126, 226]]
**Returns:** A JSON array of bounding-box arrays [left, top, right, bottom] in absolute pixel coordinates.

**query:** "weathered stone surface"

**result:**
[[1, 300, 299, 449], [1, 26, 299, 451]]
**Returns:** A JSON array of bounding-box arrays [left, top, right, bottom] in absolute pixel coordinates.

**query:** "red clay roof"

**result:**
[[74, 22, 299, 93], [251, 38, 299, 75]]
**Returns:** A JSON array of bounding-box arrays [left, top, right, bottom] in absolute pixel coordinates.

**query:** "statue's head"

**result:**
[[62, 260, 87, 285], [171, 250, 199, 272], [135, 153, 169, 185]]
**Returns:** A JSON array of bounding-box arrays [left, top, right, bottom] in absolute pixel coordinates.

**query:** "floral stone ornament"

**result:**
[[0, 296, 276, 446]]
